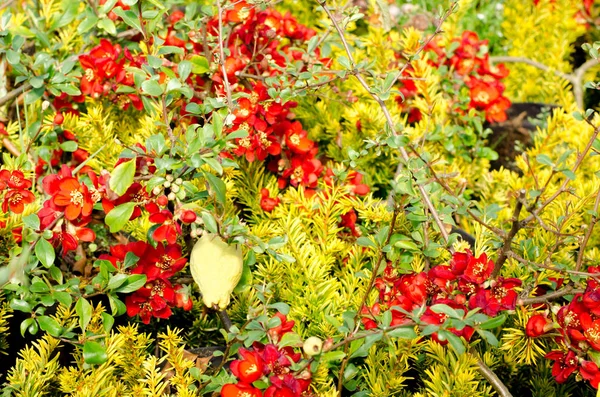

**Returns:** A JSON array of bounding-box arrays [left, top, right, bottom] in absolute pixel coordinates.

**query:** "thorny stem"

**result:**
[[216, 0, 234, 110], [492, 190, 525, 278], [575, 186, 600, 271], [317, 0, 454, 246]]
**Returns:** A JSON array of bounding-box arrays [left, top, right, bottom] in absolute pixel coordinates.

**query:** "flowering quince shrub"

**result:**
[[2, 0, 600, 395]]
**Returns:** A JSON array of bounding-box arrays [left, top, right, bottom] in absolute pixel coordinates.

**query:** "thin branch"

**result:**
[[0, 82, 32, 108], [492, 190, 525, 277], [519, 285, 583, 305], [216, 0, 234, 110], [575, 187, 600, 271], [490, 56, 574, 83], [477, 358, 513, 397], [318, 0, 455, 244]]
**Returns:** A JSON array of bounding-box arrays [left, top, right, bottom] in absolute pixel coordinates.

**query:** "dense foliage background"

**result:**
[[1, 0, 600, 396]]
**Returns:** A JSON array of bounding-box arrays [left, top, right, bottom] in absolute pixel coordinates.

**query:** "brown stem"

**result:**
[[575, 187, 600, 271], [216, 0, 234, 110], [0, 82, 32, 108], [492, 190, 525, 278], [518, 285, 583, 305], [476, 358, 513, 397]]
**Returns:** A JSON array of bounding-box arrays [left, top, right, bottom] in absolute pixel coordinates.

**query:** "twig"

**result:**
[[161, 96, 176, 156], [217, 308, 233, 332], [335, 206, 400, 394], [521, 121, 600, 225], [0, 82, 32, 108], [575, 187, 600, 271], [490, 56, 600, 109], [492, 190, 525, 277], [477, 358, 513, 397], [519, 285, 583, 305], [216, 0, 234, 110], [318, 0, 455, 245], [2, 137, 21, 157]]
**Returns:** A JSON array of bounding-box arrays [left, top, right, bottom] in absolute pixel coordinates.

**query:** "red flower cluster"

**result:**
[[221, 313, 312, 397], [0, 170, 35, 214], [362, 251, 521, 343], [398, 31, 510, 123], [78, 39, 144, 110], [540, 267, 600, 388], [100, 240, 192, 324]]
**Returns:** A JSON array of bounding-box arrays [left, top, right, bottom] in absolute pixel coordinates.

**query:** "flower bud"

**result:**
[[525, 314, 553, 338], [166, 174, 174, 182], [175, 177, 183, 185], [164, 181, 171, 188], [157, 195, 169, 206], [303, 336, 323, 356], [190, 234, 243, 310], [152, 186, 162, 196], [41, 100, 51, 111], [53, 113, 64, 125], [168, 192, 176, 201], [180, 210, 197, 224], [171, 184, 180, 193]]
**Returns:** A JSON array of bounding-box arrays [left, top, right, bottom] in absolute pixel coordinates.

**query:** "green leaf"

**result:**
[[178, 60, 192, 81], [322, 351, 346, 362], [107, 273, 128, 290], [114, 274, 146, 293], [30, 281, 50, 293], [102, 312, 115, 333], [536, 154, 554, 167], [430, 304, 461, 319], [23, 214, 40, 230], [204, 172, 226, 205], [53, 291, 72, 307], [109, 159, 136, 196], [20, 318, 34, 337], [141, 79, 163, 96], [111, 7, 143, 34], [11, 299, 32, 313], [35, 238, 55, 268], [479, 314, 506, 330], [233, 258, 252, 293], [477, 329, 499, 346], [76, 297, 93, 332], [97, 17, 117, 35], [60, 141, 78, 152], [37, 316, 63, 337], [356, 236, 376, 248], [267, 302, 290, 315], [386, 326, 417, 339], [190, 55, 210, 74], [278, 332, 302, 348], [441, 331, 465, 356], [108, 294, 127, 316], [105, 202, 135, 233], [83, 341, 108, 365]]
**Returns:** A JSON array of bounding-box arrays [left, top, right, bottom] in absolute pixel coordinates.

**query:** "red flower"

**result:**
[[485, 97, 511, 123], [260, 188, 280, 212], [545, 350, 579, 383], [230, 348, 265, 383], [140, 243, 187, 280], [125, 279, 175, 324], [174, 285, 193, 311], [581, 360, 600, 389], [221, 383, 262, 397], [0, 170, 32, 190], [525, 314, 552, 338], [99, 241, 149, 269], [581, 313, 600, 351], [469, 79, 501, 108], [398, 272, 429, 305], [462, 252, 494, 284], [51, 177, 94, 221], [2, 189, 35, 214], [268, 312, 295, 343], [340, 209, 360, 237], [149, 210, 180, 245], [282, 121, 314, 155], [468, 277, 521, 316]]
